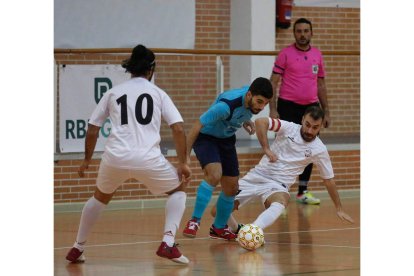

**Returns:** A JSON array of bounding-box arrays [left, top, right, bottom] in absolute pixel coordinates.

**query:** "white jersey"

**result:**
[[89, 77, 183, 168], [252, 118, 334, 188]]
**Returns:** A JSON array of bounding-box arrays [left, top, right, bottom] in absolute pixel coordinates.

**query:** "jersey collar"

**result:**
[[294, 43, 312, 52]]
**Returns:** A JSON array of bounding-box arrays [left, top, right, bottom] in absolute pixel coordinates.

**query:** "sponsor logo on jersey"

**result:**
[[312, 65, 319, 74], [305, 149, 312, 157]]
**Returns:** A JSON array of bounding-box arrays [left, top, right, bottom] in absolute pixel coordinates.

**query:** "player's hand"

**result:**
[[336, 210, 354, 224], [78, 160, 90, 177], [269, 110, 279, 119], [177, 163, 192, 185], [323, 113, 331, 128], [243, 121, 256, 135], [264, 148, 277, 162]]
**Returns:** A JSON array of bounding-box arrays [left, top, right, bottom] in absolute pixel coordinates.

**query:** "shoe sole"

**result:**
[[68, 259, 85, 264], [171, 257, 189, 264], [157, 253, 189, 264]]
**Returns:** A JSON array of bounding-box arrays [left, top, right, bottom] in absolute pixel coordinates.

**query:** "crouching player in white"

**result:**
[[214, 106, 354, 234]]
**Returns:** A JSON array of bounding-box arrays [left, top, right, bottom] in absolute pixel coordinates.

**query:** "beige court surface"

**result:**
[[54, 193, 360, 276]]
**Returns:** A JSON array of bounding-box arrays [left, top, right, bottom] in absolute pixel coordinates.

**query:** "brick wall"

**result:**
[[54, 149, 360, 203], [54, 2, 360, 204]]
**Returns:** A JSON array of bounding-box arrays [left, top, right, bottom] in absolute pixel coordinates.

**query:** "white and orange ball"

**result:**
[[237, 224, 265, 250]]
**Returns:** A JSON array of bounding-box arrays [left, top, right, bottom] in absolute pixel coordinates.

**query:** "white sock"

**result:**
[[74, 196, 106, 251], [253, 202, 285, 230], [163, 191, 186, 246], [228, 214, 239, 232]]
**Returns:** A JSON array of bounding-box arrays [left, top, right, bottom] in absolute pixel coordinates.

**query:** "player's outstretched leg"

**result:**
[[253, 202, 285, 229]]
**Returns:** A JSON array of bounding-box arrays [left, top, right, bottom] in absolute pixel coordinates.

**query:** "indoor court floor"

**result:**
[[54, 192, 360, 275]]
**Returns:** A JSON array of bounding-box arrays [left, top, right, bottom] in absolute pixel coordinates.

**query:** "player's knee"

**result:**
[[230, 182, 240, 196], [281, 200, 289, 208], [221, 179, 239, 196], [222, 186, 239, 197], [264, 200, 285, 209], [166, 182, 186, 194], [93, 188, 114, 205], [281, 195, 290, 207], [205, 172, 221, 185], [230, 187, 239, 196], [264, 195, 289, 209]]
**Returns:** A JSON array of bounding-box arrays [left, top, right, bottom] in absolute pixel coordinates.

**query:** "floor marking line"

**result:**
[[54, 227, 359, 250], [268, 241, 360, 249]]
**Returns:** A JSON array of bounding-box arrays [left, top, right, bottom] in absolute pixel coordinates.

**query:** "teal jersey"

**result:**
[[199, 86, 252, 138]]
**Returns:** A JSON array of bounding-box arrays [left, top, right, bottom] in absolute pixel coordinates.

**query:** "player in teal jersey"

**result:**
[[182, 77, 273, 240]]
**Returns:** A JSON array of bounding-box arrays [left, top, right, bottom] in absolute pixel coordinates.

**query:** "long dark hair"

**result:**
[[122, 44, 155, 76]]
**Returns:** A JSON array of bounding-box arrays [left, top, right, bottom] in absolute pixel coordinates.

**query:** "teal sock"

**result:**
[[213, 192, 235, 229], [192, 180, 214, 223]]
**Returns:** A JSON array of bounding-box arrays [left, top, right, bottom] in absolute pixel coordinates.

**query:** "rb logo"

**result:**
[[94, 77, 112, 104]]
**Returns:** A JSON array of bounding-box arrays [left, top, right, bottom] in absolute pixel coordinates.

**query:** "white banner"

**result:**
[[59, 65, 130, 153]]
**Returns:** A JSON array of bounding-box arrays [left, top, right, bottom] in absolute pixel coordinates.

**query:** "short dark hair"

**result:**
[[304, 105, 325, 121], [122, 44, 155, 76], [248, 77, 273, 99], [293, 18, 313, 33]]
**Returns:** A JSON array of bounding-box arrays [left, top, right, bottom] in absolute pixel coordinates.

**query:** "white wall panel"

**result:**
[[55, 0, 195, 48]]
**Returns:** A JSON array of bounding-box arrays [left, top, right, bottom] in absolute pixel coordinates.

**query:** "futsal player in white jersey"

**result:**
[[66, 45, 192, 264], [212, 106, 353, 234]]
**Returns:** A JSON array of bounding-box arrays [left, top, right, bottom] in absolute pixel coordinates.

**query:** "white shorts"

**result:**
[[235, 171, 290, 208], [96, 156, 180, 195]]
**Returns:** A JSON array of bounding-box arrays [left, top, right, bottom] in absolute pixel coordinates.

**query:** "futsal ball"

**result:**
[[237, 224, 265, 250]]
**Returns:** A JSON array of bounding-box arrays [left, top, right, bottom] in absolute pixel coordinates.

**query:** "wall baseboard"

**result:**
[[54, 189, 360, 213]]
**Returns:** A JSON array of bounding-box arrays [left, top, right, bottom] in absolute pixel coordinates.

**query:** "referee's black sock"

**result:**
[[298, 181, 308, 195]]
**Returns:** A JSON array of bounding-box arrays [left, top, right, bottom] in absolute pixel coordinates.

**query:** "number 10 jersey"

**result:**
[[89, 77, 183, 168]]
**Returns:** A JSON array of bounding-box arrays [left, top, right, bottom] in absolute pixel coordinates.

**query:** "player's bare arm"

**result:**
[[269, 73, 281, 119], [171, 122, 192, 184], [317, 78, 330, 128], [78, 124, 100, 177], [323, 178, 354, 223], [254, 117, 277, 162], [186, 119, 203, 163]]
